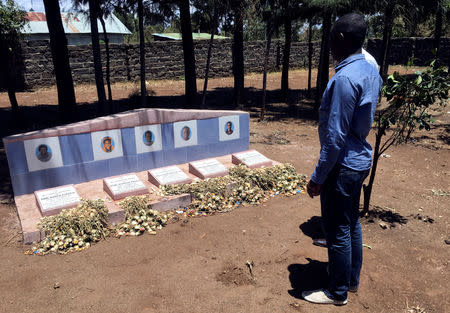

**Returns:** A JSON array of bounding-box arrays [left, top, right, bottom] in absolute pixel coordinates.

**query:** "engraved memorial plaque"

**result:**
[[232, 150, 272, 169], [35, 185, 81, 216], [103, 173, 148, 200], [148, 166, 192, 186], [189, 158, 229, 179]]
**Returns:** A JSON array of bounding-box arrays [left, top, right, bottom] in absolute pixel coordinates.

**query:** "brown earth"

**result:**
[[0, 68, 449, 313]]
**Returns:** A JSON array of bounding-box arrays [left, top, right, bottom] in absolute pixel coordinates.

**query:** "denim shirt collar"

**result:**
[[335, 54, 365, 72]]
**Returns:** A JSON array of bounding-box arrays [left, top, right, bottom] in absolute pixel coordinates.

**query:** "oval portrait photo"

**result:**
[[181, 126, 191, 141], [143, 130, 154, 146], [225, 121, 234, 135], [35, 144, 52, 162], [101, 136, 115, 153]]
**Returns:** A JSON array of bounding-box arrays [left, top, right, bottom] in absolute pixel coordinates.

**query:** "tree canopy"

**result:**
[[0, 0, 27, 45]]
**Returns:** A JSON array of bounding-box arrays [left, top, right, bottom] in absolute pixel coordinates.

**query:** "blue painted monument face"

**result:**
[[3, 109, 250, 196]]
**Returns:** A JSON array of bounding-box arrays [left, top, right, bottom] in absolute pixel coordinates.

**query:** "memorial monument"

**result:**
[[3, 108, 275, 243]]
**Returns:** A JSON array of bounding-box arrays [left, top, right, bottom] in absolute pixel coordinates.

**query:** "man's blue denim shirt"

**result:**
[[311, 54, 383, 185]]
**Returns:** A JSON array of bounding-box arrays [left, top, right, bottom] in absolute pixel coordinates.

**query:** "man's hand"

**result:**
[[307, 180, 322, 198]]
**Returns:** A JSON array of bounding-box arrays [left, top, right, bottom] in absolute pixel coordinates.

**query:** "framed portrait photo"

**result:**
[[219, 115, 240, 141], [173, 120, 198, 148], [24, 137, 64, 172], [91, 129, 123, 161], [134, 124, 162, 154]]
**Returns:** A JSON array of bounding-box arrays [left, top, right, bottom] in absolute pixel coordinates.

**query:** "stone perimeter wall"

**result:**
[[6, 37, 450, 89]]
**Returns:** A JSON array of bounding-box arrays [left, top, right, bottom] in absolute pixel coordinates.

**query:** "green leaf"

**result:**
[[388, 74, 400, 84], [415, 76, 422, 85]]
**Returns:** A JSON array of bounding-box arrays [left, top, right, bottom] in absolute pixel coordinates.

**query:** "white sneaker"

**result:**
[[312, 238, 327, 247], [302, 289, 347, 305]]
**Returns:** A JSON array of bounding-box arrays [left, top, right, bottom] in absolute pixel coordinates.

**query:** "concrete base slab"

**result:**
[[149, 194, 192, 212], [14, 152, 274, 244]]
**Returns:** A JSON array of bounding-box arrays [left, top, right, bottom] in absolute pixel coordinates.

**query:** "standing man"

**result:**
[[302, 13, 382, 305]]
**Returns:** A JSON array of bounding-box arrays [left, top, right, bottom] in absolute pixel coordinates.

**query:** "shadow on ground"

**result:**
[[299, 216, 325, 240], [411, 124, 450, 150], [298, 207, 409, 231], [361, 205, 408, 227], [287, 258, 328, 299], [0, 86, 318, 142]]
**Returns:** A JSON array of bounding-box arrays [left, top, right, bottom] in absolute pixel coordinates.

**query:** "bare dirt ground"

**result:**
[[0, 68, 449, 313]]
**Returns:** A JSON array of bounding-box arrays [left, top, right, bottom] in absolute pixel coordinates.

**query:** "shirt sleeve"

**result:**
[[311, 76, 357, 184]]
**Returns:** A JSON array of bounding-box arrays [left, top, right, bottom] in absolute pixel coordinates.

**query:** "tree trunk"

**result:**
[[314, 11, 331, 115], [43, 0, 77, 122], [261, 26, 273, 121], [433, 0, 443, 66], [281, 1, 291, 102], [201, 20, 216, 108], [233, 6, 244, 108], [179, 0, 197, 107], [379, 4, 394, 79], [7, 83, 19, 119], [2, 46, 20, 121], [307, 20, 313, 97], [138, 0, 147, 107], [7, 87, 19, 120], [88, 0, 107, 114], [362, 127, 383, 215], [99, 16, 113, 111]]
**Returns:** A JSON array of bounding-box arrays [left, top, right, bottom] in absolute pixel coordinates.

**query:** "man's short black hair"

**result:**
[[330, 13, 367, 54], [38, 144, 47, 151]]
